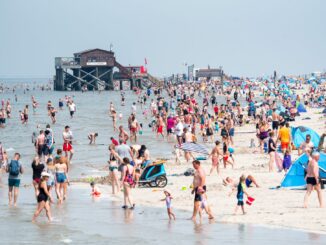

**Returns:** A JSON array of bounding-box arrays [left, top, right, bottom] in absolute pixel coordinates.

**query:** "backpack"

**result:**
[[9, 160, 20, 176]]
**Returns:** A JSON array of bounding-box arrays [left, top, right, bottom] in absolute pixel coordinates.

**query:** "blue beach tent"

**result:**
[[281, 153, 326, 189], [291, 126, 320, 148]]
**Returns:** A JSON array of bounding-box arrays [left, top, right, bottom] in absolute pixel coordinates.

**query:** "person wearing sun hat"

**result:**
[[32, 172, 53, 222]]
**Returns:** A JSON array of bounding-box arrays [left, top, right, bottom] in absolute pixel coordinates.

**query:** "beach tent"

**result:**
[[291, 126, 320, 148], [297, 103, 307, 113], [280, 153, 326, 189]]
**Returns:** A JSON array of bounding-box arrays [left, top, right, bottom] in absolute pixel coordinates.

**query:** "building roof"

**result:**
[[74, 48, 114, 56]]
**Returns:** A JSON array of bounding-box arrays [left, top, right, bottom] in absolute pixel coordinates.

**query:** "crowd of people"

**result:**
[[0, 76, 325, 223]]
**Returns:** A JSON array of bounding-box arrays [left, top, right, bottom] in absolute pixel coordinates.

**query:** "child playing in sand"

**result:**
[[197, 186, 214, 219], [230, 175, 249, 215], [161, 190, 176, 220], [90, 182, 101, 197], [282, 149, 292, 173]]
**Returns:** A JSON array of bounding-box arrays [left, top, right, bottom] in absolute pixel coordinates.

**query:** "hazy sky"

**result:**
[[0, 0, 325, 78]]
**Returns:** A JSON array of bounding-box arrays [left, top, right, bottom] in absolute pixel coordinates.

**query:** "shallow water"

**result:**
[[0, 185, 325, 245], [0, 82, 326, 244]]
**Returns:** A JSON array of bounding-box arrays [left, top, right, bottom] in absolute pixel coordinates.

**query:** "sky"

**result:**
[[0, 0, 325, 78]]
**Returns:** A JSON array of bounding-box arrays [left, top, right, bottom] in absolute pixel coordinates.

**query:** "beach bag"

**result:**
[[9, 160, 20, 176]]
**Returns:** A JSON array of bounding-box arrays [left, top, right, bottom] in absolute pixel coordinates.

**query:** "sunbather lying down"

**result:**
[[223, 175, 260, 188]]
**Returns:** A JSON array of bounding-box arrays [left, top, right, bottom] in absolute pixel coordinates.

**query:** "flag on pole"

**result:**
[[145, 58, 148, 65]]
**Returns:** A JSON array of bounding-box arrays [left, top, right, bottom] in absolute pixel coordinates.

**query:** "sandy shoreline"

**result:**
[[79, 107, 326, 234]]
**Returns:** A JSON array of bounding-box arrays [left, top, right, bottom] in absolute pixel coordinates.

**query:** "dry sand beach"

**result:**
[[92, 107, 326, 234]]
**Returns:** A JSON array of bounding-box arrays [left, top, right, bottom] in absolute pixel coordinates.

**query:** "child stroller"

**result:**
[[138, 160, 168, 188]]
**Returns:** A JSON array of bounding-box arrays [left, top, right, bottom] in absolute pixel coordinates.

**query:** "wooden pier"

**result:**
[[54, 48, 162, 91]]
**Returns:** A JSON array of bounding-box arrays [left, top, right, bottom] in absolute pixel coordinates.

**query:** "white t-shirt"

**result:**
[[69, 103, 76, 112], [175, 122, 184, 137]]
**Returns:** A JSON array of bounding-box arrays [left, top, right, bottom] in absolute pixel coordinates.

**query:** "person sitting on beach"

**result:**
[[88, 132, 98, 144], [90, 182, 101, 197], [298, 134, 314, 155], [161, 189, 176, 220], [282, 149, 292, 173], [223, 175, 260, 188]]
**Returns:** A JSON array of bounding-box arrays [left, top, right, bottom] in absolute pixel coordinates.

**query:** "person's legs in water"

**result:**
[[44, 201, 52, 221], [8, 186, 13, 206], [32, 202, 46, 222], [62, 182, 67, 200], [191, 201, 200, 221], [14, 187, 19, 206], [113, 171, 120, 193]]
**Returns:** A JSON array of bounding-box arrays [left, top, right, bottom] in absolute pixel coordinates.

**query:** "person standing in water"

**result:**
[[62, 126, 74, 163], [120, 158, 135, 209], [6, 153, 24, 206], [23, 105, 29, 125], [191, 160, 209, 221], [32, 172, 53, 222]]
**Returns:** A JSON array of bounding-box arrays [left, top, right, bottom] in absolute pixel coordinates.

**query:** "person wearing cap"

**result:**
[[32, 172, 53, 222]]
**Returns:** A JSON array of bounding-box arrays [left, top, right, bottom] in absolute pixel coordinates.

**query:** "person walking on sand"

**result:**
[[304, 152, 324, 208], [208, 140, 222, 175], [268, 131, 276, 172], [229, 175, 249, 215], [278, 122, 291, 153], [6, 153, 24, 207]]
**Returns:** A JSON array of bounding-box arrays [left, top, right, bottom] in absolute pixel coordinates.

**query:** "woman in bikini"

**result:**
[[209, 140, 222, 175], [108, 145, 120, 194], [120, 158, 135, 209]]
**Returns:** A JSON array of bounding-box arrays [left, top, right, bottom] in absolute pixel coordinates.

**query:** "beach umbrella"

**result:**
[[176, 143, 209, 155]]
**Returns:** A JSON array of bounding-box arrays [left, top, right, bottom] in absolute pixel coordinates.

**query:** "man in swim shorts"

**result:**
[[62, 126, 74, 162]]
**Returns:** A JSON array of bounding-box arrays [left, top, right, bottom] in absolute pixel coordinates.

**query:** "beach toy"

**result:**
[[228, 147, 234, 154], [246, 196, 255, 206], [195, 156, 207, 161], [181, 186, 187, 191]]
